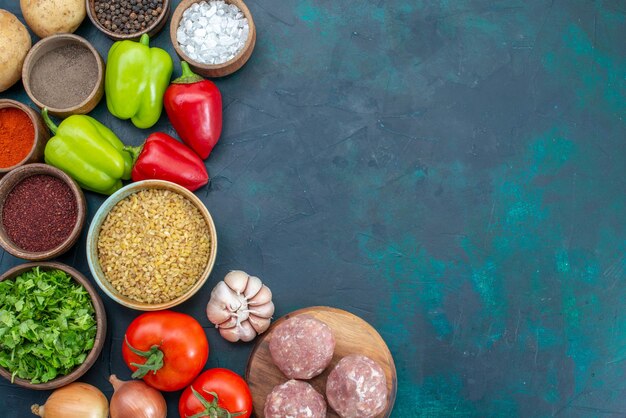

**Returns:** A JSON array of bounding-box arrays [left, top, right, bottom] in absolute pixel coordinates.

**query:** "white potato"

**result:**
[[0, 10, 31, 93], [21, 0, 86, 38]]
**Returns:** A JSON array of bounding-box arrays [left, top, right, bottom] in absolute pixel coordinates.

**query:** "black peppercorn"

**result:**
[[94, 0, 164, 35]]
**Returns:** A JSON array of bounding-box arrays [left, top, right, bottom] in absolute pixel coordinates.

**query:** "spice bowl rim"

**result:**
[[86, 0, 171, 42], [86, 179, 218, 311], [170, 0, 257, 78], [0, 99, 50, 177], [21, 33, 105, 118], [0, 163, 87, 261], [0, 261, 107, 390]]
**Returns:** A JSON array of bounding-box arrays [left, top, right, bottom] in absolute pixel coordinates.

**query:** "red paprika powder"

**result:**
[[0, 108, 35, 168]]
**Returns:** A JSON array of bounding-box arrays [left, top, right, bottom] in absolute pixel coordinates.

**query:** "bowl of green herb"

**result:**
[[0, 262, 106, 390]]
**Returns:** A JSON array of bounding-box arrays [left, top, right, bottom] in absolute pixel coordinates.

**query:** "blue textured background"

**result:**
[[1, 0, 625, 417]]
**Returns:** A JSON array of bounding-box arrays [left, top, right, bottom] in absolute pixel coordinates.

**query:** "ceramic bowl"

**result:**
[[0, 99, 49, 178], [86, 0, 171, 41], [86, 180, 218, 311], [22, 34, 105, 118], [0, 262, 106, 390], [170, 0, 256, 78], [0, 164, 86, 261]]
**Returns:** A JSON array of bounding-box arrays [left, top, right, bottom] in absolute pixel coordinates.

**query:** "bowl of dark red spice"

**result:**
[[0, 164, 86, 261], [22, 34, 104, 118], [87, 0, 170, 41], [0, 99, 50, 177]]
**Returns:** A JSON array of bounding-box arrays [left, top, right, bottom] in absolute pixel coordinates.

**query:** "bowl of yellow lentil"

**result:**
[[86, 180, 217, 310]]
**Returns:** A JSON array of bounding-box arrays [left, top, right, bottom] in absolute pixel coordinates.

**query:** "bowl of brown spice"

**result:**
[[22, 34, 105, 117], [86, 180, 218, 311], [0, 164, 86, 261], [0, 99, 50, 178], [87, 0, 171, 41]]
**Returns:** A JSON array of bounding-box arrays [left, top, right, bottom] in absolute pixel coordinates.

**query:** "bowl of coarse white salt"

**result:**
[[170, 0, 256, 77]]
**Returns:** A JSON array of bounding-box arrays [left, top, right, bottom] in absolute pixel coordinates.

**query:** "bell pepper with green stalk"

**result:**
[[105, 33, 173, 129], [42, 108, 133, 195]]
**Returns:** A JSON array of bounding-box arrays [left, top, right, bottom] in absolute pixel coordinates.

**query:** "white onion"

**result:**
[[30, 382, 108, 418], [109, 375, 166, 418]]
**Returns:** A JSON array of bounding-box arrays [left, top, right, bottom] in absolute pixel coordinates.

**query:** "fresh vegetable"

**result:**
[[125, 132, 209, 191], [30, 382, 108, 418], [123, 310, 209, 392], [0, 10, 31, 93], [179, 368, 252, 418], [106, 34, 173, 129], [109, 374, 167, 418], [164, 61, 222, 159], [20, 0, 85, 38], [0, 268, 96, 384], [42, 108, 132, 195], [207, 270, 274, 342]]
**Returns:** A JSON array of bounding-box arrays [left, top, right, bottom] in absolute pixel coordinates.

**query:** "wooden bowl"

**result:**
[[22, 34, 105, 118], [86, 0, 171, 41], [170, 0, 256, 78], [86, 180, 218, 311], [0, 262, 107, 390], [246, 306, 397, 417], [0, 99, 49, 178], [0, 164, 87, 261]]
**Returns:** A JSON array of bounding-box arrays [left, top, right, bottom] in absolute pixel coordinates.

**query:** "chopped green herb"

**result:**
[[0, 267, 97, 383]]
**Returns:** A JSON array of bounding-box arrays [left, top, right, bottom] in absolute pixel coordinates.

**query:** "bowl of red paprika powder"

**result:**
[[0, 164, 86, 261], [0, 99, 49, 178]]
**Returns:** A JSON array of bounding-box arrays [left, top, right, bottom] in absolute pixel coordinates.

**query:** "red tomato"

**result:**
[[123, 310, 209, 392], [179, 368, 252, 418]]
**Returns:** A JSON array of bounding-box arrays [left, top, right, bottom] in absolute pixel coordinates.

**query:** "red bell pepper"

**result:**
[[125, 132, 209, 191], [164, 61, 222, 159]]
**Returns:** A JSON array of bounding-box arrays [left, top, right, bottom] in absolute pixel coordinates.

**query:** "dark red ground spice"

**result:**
[[2, 175, 78, 252]]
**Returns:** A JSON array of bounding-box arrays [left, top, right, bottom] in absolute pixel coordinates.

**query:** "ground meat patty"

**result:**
[[269, 315, 335, 379], [264, 379, 327, 418], [326, 354, 388, 418]]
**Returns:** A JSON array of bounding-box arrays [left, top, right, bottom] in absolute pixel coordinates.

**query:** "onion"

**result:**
[[109, 375, 167, 418], [30, 382, 108, 418]]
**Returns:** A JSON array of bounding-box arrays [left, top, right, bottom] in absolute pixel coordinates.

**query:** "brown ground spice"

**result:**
[[29, 44, 98, 109], [2, 175, 78, 252]]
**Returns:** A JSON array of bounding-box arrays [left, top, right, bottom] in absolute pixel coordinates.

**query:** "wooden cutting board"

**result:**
[[245, 306, 397, 417]]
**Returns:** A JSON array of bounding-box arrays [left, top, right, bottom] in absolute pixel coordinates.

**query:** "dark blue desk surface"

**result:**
[[1, 1, 625, 417]]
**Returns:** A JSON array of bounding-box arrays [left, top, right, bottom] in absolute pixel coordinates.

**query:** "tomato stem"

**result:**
[[124, 335, 164, 379], [186, 386, 246, 418]]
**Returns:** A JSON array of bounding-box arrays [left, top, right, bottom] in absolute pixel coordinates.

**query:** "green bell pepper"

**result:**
[[42, 109, 133, 195], [105, 34, 173, 129]]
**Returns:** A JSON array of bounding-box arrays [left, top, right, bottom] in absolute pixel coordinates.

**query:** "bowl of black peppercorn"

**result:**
[[86, 0, 171, 41]]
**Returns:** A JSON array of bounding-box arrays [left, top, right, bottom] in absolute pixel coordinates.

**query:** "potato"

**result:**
[[20, 0, 86, 38], [0, 10, 31, 93]]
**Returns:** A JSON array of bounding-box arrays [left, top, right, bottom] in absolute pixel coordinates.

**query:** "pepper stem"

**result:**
[[140, 33, 150, 46], [123, 144, 144, 166], [41, 108, 58, 135], [173, 61, 205, 84], [186, 387, 246, 418], [124, 336, 164, 379]]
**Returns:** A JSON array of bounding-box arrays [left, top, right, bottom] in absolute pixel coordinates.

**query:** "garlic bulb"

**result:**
[[207, 270, 275, 342]]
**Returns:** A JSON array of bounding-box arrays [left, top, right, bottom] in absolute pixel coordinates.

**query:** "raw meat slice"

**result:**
[[326, 354, 388, 418], [269, 315, 335, 379], [264, 379, 327, 418]]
